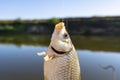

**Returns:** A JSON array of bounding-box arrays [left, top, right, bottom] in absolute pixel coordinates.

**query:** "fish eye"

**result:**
[[63, 33, 68, 38]]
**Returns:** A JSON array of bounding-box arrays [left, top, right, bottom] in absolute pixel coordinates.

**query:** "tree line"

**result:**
[[0, 16, 120, 35]]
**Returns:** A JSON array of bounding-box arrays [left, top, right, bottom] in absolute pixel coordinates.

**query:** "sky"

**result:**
[[0, 0, 120, 20]]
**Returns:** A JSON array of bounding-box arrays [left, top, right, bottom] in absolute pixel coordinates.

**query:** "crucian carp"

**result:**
[[37, 22, 81, 80]]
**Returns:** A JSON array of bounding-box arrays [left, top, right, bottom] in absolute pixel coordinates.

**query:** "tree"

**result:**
[[48, 18, 60, 24]]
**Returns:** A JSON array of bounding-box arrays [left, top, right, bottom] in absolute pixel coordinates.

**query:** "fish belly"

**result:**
[[44, 49, 80, 80]]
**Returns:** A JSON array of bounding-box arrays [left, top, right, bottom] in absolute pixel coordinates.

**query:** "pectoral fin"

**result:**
[[44, 55, 54, 61], [37, 52, 46, 57], [37, 52, 54, 61]]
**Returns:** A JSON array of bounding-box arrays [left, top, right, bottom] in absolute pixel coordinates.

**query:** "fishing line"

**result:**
[[61, 0, 65, 22], [61, 0, 69, 30]]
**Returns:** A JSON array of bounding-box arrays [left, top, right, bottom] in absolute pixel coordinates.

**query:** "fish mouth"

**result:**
[[55, 22, 65, 35], [55, 22, 65, 29], [51, 46, 72, 54]]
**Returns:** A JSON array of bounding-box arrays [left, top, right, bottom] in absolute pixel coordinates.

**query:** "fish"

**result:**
[[37, 22, 81, 80]]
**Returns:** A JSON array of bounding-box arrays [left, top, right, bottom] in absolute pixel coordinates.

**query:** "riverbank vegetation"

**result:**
[[0, 16, 120, 35], [0, 34, 120, 52]]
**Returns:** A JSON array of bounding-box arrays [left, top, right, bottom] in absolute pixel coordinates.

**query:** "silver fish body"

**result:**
[[44, 46, 80, 80], [38, 22, 81, 80]]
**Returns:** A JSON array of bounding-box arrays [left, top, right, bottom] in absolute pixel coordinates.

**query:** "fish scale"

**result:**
[[44, 47, 80, 80], [38, 22, 81, 80]]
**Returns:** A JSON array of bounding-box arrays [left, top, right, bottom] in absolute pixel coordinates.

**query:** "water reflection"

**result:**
[[100, 65, 116, 80], [0, 44, 120, 80], [0, 44, 45, 80], [78, 50, 120, 80], [0, 35, 120, 52], [0, 35, 120, 80]]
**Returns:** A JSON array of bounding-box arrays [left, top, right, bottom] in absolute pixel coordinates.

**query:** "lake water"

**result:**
[[0, 35, 120, 80]]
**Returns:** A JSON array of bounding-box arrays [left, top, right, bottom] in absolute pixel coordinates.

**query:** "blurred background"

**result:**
[[0, 0, 120, 80]]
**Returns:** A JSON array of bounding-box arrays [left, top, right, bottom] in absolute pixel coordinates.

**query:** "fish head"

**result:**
[[50, 22, 73, 55]]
